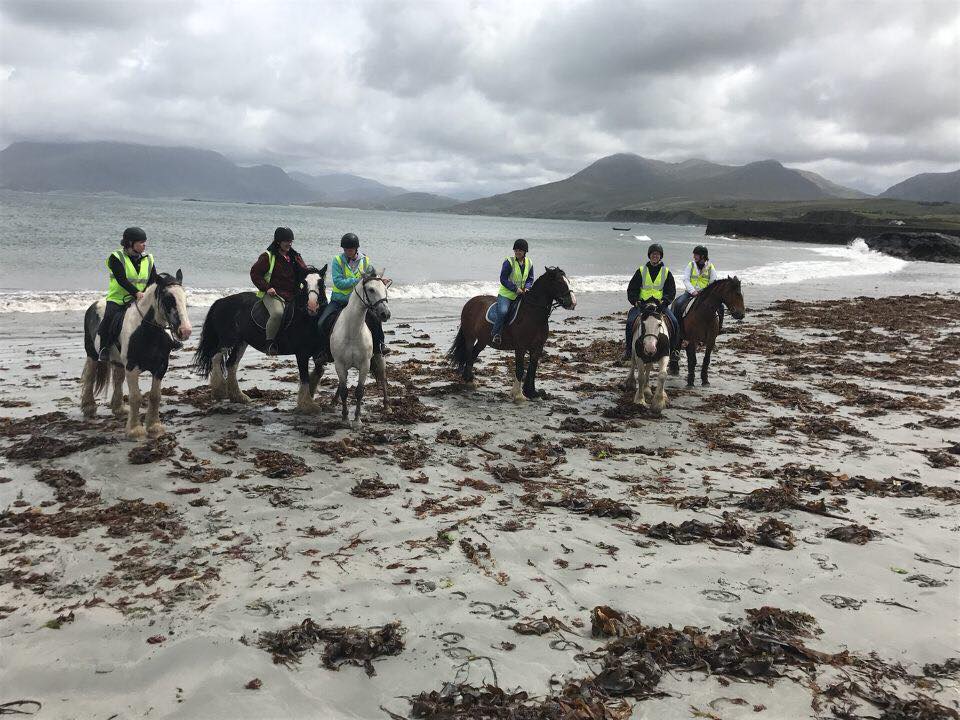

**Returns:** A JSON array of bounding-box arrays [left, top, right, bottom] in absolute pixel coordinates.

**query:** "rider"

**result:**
[[675, 245, 723, 336], [622, 242, 677, 362], [491, 239, 534, 346], [317, 232, 389, 357], [250, 226, 308, 355], [98, 226, 160, 361]]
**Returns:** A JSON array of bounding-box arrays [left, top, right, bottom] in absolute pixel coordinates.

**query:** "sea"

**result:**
[[0, 189, 953, 319]]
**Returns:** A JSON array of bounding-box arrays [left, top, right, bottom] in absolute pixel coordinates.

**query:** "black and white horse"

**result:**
[[191, 265, 327, 413], [81, 271, 192, 439], [625, 302, 673, 414]]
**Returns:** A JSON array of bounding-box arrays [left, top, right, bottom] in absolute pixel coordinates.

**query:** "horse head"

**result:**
[[537, 266, 577, 310], [156, 269, 192, 341], [638, 302, 666, 358], [720, 276, 746, 320], [359, 271, 391, 322], [300, 264, 327, 317]]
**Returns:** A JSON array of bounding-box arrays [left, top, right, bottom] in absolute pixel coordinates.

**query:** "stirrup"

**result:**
[[98, 346, 112, 362], [266, 342, 279, 356], [491, 334, 502, 346]]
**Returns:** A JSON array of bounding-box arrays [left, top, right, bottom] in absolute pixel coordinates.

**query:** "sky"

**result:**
[[1, 0, 958, 197]]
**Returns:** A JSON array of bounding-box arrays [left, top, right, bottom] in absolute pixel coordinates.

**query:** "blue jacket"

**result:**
[[330, 253, 377, 299], [499, 259, 535, 293]]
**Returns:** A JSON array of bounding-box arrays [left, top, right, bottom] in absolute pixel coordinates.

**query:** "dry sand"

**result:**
[[0, 291, 958, 720]]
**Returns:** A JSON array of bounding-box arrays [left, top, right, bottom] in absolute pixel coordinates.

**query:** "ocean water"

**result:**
[[0, 190, 933, 314]]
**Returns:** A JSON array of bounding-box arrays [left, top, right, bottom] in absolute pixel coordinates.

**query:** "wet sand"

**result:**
[[0, 287, 958, 720]]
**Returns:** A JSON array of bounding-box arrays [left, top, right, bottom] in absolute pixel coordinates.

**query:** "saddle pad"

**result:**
[[676, 295, 697, 318], [250, 298, 295, 332], [485, 298, 522, 326]]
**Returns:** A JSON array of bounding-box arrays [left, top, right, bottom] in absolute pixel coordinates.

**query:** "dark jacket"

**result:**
[[107, 253, 159, 300], [627, 262, 675, 306], [250, 249, 307, 300]]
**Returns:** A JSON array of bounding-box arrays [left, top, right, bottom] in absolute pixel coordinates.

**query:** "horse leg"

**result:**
[[511, 349, 527, 404], [626, 349, 637, 391], [109, 363, 126, 418], [353, 364, 368, 426], [370, 353, 388, 405], [651, 356, 669, 414], [308, 356, 325, 396], [145, 376, 165, 437], [226, 343, 251, 403], [701, 341, 714, 386], [80, 357, 98, 418], [295, 353, 319, 414], [210, 351, 228, 400], [335, 361, 349, 422], [522, 348, 543, 400], [125, 369, 146, 440], [668, 349, 681, 376], [686, 346, 697, 387], [637, 361, 650, 407]]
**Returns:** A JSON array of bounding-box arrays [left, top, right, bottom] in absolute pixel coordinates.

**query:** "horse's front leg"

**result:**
[[626, 352, 637, 391], [109, 363, 126, 418], [701, 341, 714, 386], [637, 361, 650, 407], [511, 349, 527, 404], [295, 353, 319, 414], [522, 348, 543, 400], [686, 346, 697, 387], [226, 343, 251, 403], [145, 375, 165, 437], [651, 355, 669, 414], [125, 369, 146, 440], [308, 355, 325, 396]]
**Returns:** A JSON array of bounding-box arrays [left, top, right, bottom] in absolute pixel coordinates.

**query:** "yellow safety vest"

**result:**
[[687, 261, 715, 291], [256, 251, 276, 299], [498, 256, 531, 301], [639, 264, 669, 301], [105, 250, 153, 305], [331, 254, 370, 299]]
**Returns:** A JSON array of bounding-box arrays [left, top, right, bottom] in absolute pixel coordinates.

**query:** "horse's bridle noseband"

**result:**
[[354, 277, 390, 312], [136, 282, 182, 334]]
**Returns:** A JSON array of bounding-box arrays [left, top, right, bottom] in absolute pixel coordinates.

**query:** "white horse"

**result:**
[[625, 302, 672, 415], [81, 271, 192, 439], [329, 272, 390, 425]]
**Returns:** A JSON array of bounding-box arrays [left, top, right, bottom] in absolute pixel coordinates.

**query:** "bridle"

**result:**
[[135, 282, 181, 334], [354, 276, 390, 312], [301, 273, 324, 308], [638, 304, 667, 354], [522, 272, 573, 315]]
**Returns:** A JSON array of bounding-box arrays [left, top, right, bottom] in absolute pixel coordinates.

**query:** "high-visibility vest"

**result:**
[[498, 256, 531, 300], [639, 264, 669, 301], [256, 251, 277, 299], [105, 250, 153, 305], [331, 254, 370, 299], [687, 261, 715, 291]]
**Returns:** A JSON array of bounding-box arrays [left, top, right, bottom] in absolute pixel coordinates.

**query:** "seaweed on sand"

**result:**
[[35, 467, 88, 503], [128, 434, 178, 464], [251, 449, 310, 479]]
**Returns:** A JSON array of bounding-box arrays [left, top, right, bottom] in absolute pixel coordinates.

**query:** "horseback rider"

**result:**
[[317, 232, 389, 359], [491, 239, 535, 346], [98, 226, 162, 361], [675, 245, 723, 334], [250, 226, 308, 355], [622, 242, 677, 362]]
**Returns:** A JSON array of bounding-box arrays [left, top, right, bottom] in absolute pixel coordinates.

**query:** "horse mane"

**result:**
[[697, 275, 739, 302]]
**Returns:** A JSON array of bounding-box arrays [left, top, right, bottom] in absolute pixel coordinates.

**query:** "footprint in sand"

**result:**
[[437, 632, 464, 645], [701, 589, 741, 603], [810, 553, 838, 571], [820, 594, 864, 610]]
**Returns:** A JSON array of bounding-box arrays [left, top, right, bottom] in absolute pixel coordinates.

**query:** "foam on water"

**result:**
[[736, 238, 907, 286]]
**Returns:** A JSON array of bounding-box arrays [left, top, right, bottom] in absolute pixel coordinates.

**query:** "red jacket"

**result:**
[[250, 251, 307, 300]]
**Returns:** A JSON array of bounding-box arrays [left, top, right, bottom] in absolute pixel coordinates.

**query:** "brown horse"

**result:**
[[447, 267, 576, 402], [669, 276, 746, 386]]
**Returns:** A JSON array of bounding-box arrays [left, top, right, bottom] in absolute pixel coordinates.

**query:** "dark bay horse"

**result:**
[[669, 276, 746, 387], [447, 267, 576, 402], [192, 265, 328, 412]]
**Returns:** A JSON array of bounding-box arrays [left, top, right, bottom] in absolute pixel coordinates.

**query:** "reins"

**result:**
[[353, 277, 390, 312]]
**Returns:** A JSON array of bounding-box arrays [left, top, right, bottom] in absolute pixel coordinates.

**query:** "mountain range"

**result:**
[[0, 142, 956, 216]]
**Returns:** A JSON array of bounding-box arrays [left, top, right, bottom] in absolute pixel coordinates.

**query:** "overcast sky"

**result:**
[[1, 0, 957, 196]]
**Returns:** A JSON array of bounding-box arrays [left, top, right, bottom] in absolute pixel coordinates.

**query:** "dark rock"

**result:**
[[865, 232, 960, 263]]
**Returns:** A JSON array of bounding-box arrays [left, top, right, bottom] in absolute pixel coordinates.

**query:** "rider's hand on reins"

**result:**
[[135, 292, 144, 301], [267, 288, 277, 297]]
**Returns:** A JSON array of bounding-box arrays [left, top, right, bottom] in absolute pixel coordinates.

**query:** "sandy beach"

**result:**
[[1, 283, 958, 720]]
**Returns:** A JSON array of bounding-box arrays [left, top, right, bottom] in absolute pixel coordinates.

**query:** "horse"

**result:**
[[329, 271, 391, 425], [625, 301, 673, 414], [80, 271, 192, 439], [446, 267, 576, 403], [191, 265, 328, 413], [668, 277, 746, 387]]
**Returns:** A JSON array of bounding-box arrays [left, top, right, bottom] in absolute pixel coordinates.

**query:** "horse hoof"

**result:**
[[686, 378, 695, 388], [512, 393, 527, 405], [295, 403, 320, 415], [128, 426, 147, 441], [351, 419, 363, 429], [701, 379, 710, 387], [229, 392, 251, 404], [112, 405, 128, 419], [81, 404, 96, 419], [146, 423, 165, 438]]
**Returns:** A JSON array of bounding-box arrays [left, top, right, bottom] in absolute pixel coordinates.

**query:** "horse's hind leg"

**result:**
[[226, 343, 250, 403], [109, 363, 126, 418], [80, 358, 98, 418], [510, 350, 527, 404], [210, 351, 228, 400], [370, 354, 388, 405], [125, 369, 146, 440], [668, 349, 681, 376], [464, 336, 482, 385], [353, 364, 368, 425], [145, 376, 165, 437], [701, 342, 714, 386], [522, 348, 543, 400], [686, 346, 697, 388], [335, 362, 349, 422]]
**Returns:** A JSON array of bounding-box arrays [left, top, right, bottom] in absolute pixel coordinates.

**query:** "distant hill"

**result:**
[[450, 154, 870, 218], [288, 171, 408, 204], [0, 141, 316, 204], [370, 192, 459, 212], [879, 169, 960, 203]]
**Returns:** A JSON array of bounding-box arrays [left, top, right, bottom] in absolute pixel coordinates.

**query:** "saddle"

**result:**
[[485, 297, 522, 326], [250, 298, 295, 334], [673, 295, 696, 319]]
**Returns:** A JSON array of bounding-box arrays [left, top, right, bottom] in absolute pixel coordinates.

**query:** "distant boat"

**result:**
[[612, 226, 631, 231]]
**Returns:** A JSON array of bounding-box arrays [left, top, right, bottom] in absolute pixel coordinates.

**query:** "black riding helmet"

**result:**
[[513, 238, 529, 252], [647, 242, 664, 259], [693, 245, 709, 259], [341, 232, 360, 250], [121, 226, 147, 248], [274, 226, 294, 243]]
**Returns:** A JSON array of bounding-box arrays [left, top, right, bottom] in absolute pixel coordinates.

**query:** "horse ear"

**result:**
[[176, 269, 183, 283], [319, 263, 328, 278]]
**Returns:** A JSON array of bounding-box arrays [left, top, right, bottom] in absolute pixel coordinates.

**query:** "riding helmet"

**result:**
[[513, 238, 529, 252], [693, 245, 709, 259], [274, 226, 294, 243], [121, 226, 147, 248], [647, 242, 664, 259], [341, 232, 360, 249]]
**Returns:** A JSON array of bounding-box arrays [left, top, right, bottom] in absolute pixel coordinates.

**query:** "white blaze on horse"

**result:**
[[626, 302, 673, 414], [80, 271, 192, 439], [329, 271, 390, 425]]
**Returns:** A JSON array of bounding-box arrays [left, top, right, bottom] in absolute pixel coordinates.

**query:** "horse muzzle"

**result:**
[[731, 310, 745, 320], [563, 292, 577, 310], [307, 300, 320, 316], [378, 307, 391, 321], [176, 323, 193, 341]]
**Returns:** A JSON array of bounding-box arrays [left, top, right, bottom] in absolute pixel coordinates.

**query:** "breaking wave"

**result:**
[[735, 238, 907, 287]]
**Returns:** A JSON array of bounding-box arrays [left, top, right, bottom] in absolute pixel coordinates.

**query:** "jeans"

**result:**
[[675, 291, 692, 311], [262, 294, 286, 341], [98, 300, 125, 354], [490, 295, 512, 337], [318, 296, 347, 333]]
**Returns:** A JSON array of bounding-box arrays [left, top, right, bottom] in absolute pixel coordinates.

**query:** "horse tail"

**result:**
[[446, 326, 470, 376], [191, 311, 220, 379], [92, 359, 111, 396]]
